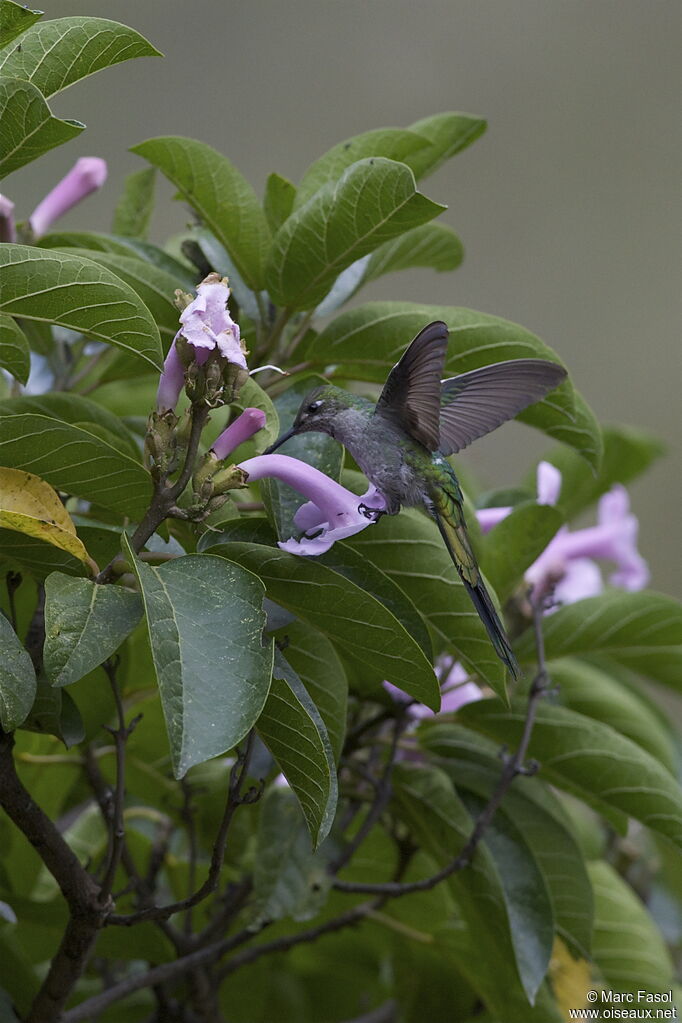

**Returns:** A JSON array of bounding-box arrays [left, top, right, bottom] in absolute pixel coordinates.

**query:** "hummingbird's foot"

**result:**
[[299, 527, 325, 540], [358, 503, 385, 522]]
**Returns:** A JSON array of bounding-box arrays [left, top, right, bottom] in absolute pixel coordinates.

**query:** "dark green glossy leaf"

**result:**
[[111, 166, 156, 239], [43, 573, 142, 687], [20, 680, 84, 748], [310, 301, 601, 469], [0, 314, 29, 384], [131, 136, 271, 291], [405, 111, 487, 179], [125, 539, 273, 778], [0, 245, 163, 369], [480, 501, 563, 602], [0, 17, 160, 98], [0, 78, 83, 179], [274, 619, 347, 763], [459, 698, 682, 849], [257, 651, 337, 848], [0, 612, 36, 730], [295, 127, 430, 207], [515, 590, 682, 690], [266, 159, 445, 310], [0, 1, 42, 51], [347, 508, 506, 701], [0, 526, 86, 580], [263, 171, 296, 233], [207, 540, 440, 709]]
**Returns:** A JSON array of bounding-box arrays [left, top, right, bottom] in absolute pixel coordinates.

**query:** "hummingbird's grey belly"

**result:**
[[350, 441, 427, 512]]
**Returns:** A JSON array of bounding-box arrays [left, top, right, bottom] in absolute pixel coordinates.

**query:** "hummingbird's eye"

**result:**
[[306, 400, 323, 415]]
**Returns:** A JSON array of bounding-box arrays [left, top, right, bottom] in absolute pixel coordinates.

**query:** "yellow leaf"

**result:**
[[549, 937, 594, 1022], [0, 467, 94, 572]]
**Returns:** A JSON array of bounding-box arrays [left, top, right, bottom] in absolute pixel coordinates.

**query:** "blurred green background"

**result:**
[[7, 0, 680, 596]]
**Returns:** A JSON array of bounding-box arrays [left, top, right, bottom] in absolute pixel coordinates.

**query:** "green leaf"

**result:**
[[207, 540, 440, 709], [533, 422, 666, 520], [0, 245, 163, 370], [393, 762, 563, 1022], [190, 227, 263, 323], [460, 790, 554, 1004], [362, 222, 464, 285], [0, 526, 86, 580], [252, 787, 331, 923], [458, 698, 682, 850], [124, 539, 274, 778], [263, 171, 296, 233], [111, 166, 156, 239], [480, 501, 563, 603], [272, 619, 347, 763], [0, 17, 161, 98], [347, 508, 506, 700], [549, 657, 677, 774], [266, 159, 446, 310], [0, 414, 151, 518], [589, 860, 674, 992], [260, 375, 342, 540], [405, 111, 487, 179], [37, 230, 196, 289], [20, 680, 84, 747], [310, 301, 601, 469], [0, 612, 36, 730], [0, 1, 42, 51], [43, 573, 142, 687], [56, 247, 180, 339], [130, 136, 271, 291], [0, 78, 83, 179], [514, 590, 682, 689], [257, 650, 337, 848], [0, 314, 29, 384]]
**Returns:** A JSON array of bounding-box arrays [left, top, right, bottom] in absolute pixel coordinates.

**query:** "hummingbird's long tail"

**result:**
[[428, 482, 520, 680]]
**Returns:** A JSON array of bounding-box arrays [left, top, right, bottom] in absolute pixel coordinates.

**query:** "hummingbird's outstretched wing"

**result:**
[[375, 321, 448, 450], [437, 359, 567, 455]]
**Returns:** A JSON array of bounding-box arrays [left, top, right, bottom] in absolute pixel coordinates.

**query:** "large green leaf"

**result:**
[[458, 698, 682, 850], [393, 762, 563, 1022], [0, 78, 83, 179], [56, 247, 180, 339], [310, 301, 601, 469], [130, 136, 271, 291], [207, 540, 440, 709], [589, 860, 675, 992], [405, 111, 487, 179], [347, 508, 506, 700], [0, 613, 36, 730], [20, 679, 84, 748], [266, 159, 445, 310], [0, 17, 160, 98], [0, 245, 163, 370], [0, 1, 42, 51], [361, 222, 464, 285], [295, 128, 430, 207], [273, 619, 347, 763], [0, 314, 29, 384], [124, 540, 273, 778], [260, 375, 342, 540], [532, 422, 666, 520], [111, 166, 156, 239], [549, 657, 677, 774], [37, 230, 196, 289], [251, 788, 331, 924], [514, 590, 682, 690], [43, 573, 143, 687], [480, 501, 563, 603], [263, 171, 296, 233], [0, 526, 86, 580], [257, 651, 337, 848]]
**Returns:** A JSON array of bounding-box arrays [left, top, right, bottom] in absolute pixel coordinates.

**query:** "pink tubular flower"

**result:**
[[211, 408, 266, 460], [384, 658, 482, 720], [238, 453, 386, 554], [29, 157, 107, 238], [476, 460, 649, 605], [0, 195, 16, 242], [156, 275, 247, 411]]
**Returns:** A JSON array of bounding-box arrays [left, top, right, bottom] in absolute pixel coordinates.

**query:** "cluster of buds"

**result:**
[[144, 409, 179, 480]]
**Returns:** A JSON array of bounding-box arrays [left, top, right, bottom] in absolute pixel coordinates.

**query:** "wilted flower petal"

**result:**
[[29, 157, 107, 238], [178, 276, 246, 366]]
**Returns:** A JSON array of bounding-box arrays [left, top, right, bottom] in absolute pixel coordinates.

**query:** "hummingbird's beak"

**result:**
[[263, 426, 298, 454]]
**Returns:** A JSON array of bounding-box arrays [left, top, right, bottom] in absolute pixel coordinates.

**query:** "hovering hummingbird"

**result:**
[[266, 323, 567, 678]]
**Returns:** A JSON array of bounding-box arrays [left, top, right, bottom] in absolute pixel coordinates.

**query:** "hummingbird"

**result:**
[[266, 322, 567, 678]]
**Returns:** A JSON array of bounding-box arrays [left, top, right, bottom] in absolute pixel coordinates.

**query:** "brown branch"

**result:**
[[332, 594, 551, 898]]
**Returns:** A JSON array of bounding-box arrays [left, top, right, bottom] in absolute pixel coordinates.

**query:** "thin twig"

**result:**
[[5, 571, 21, 631]]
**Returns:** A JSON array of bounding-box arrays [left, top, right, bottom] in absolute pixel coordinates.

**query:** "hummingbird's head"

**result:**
[[265, 385, 351, 453]]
